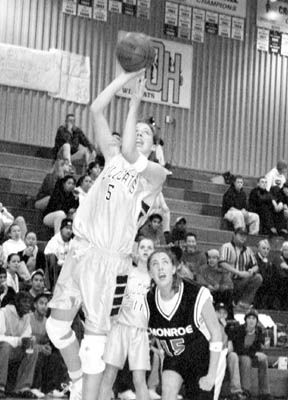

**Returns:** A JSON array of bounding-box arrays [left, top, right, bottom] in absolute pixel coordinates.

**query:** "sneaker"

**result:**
[[69, 379, 82, 400], [48, 389, 68, 398], [30, 389, 45, 398], [177, 395, 183, 400], [118, 390, 136, 400], [148, 389, 161, 399]]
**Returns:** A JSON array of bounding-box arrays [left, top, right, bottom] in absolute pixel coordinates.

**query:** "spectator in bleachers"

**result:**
[[254, 240, 277, 310], [219, 228, 262, 309], [248, 177, 277, 235], [2, 224, 26, 262], [86, 154, 105, 182], [137, 213, 166, 247], [34, 159, 71, 211], [18, 232, 46, 275], [43, 175, 78, 234], [198, 249, 234, 319], [0, 267, 16, 308], [6, 253, 22, 294], [44, 219, 73, 290], [148, 192, 171, 244], [222, 176, 260, 235], [74, 175, 93, 205], [182, 232, 207, 278], [271, 241, 288, 310], [53, 113, 96, 168], [0, 203, 27, 241], [0, 291, 39, 399], [265, 160, 287, 191], [227, 309, 272, 400], [27, 270, 45, 308], [270, 182, 288, 235], [171, 216, 187, 247]]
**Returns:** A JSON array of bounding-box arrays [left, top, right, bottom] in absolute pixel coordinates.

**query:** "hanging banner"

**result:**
[[257, 27, 269, 52], [257, 0, 288, 34], [205, 11, 218, 34], [170, 0, 246, 18], [115, 31, 193, 109], [136, 0, 151, 19], [122, 0, 137, 16], [93, 0, 108, 21], [192, 8, 205, 42], [231, 17, 244, 40], [269, 30, 281, 54], [109, 0, 122, 13], [63, 0, 78, 15], [281, 33, 288, 57], [49, 50, 90, 104], [218, 14, 231, 38], [164, 1, 179, 37], [178, 5, 192, 39], [0, 43, 61, 93], [78, 0, 93, 17]]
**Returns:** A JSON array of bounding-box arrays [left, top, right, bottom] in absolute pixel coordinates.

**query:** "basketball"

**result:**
[[116, 32, 155, 72]]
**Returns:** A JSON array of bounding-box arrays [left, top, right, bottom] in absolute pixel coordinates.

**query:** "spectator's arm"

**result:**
[[76, 129, 95, 153], [0, 310, 21, 347], [227, 340, 234, 353]]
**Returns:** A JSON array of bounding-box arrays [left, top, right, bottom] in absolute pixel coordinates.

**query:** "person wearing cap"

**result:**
[[222, 175, 260, 235], [228, 309, 272, 400], [171, 216, 187, 247], [137, 213, 166, 247], [219, 229, 262, 309], [44, 219, 73, 290], [27, 270, 45, 311], [182, 232, 207, 279], [265, 160, 287, 192]]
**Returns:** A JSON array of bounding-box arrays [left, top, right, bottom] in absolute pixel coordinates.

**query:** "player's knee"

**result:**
[[162, 383, 179, 400], [132, 371, 146, 389], [79, 334, 106, 374], [46, 317, 76, 349]]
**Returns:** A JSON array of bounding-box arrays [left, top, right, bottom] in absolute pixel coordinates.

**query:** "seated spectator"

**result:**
[[254, 240, 277, 310], [182, 232, 207, 278], [270, 183, 288, 235], [27, 270, 45, 308], [198, 249, 234, 319], [86, 154, 105, 182], [0, 267, 16, 308], [171, 216, 187, 247], [219, 228, 262, 309], [0, 291, 39, 398], [34, 159, 71, 211], [227, 309, 272, 400], [53, 113, 96, 168], [149, 192, 171, 244], [75, 175, 93, 204], [137, 213, 166, 247], [248, 177, 277, 235], [18, 232, 46, 275], [2, 224, 26, 262], [6, 254, 22, 294], [43, 175, 79, 233], [271, 241, 288, 310], [44, 219, 73, 290], [222, 176, 259, 235], [0, 203, 27, 241], [265, 159, 287, 191]]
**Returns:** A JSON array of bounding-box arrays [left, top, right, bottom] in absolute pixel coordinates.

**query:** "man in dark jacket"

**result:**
[[222, 176, 259, 234], [227, 309, 272, 400], [53, 114, 96, 167]]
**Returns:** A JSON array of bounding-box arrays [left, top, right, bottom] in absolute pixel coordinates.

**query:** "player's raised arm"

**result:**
[[90, 70, 144, 161], [122, 76, 168, 189]]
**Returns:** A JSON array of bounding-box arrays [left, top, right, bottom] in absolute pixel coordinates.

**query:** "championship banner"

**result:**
[[93, 0, 108, 21], [115, 31, 193, 109], [63, 0, 78, 15], [137, 0, 151, 19], [78, 0, 93, 18], [257, 0, 288, 34], [0, 44, 61, 93], [169, 0, 247, 18]]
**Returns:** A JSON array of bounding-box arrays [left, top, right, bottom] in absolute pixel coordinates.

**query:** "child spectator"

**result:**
[[2, 224, 26, 262], [198, 249, 234, 319], [75, 175, 93, 205], [171, 216, 187, 247], [137, 213, 166, 247], [86, 154, 105, 182], [18, 232, 46, 275], [0, 291, 39, 398], [265, 160, 287, 191], [43, 175, 79, 233], [0, 203, 27, 241], [0, 267, 16, 308], [182, 232, 207, 278], [222, 176, 259, 235], [35, 159, 71, 211]]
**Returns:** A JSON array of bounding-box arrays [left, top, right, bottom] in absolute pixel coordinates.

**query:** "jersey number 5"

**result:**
[[106, 184, 115, 200], [160, 338, 185, 357]]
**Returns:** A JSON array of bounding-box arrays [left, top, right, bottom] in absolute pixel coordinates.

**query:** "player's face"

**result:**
[[258, 242, 270, 258], [149, 252, 176, 290], [137, 239, 154, 263], [35, 297, 48, 316], [10, 225, 21, 240], [25, 232, 37, 248], [32, 275, 44, 292], [135, 123, 155, 157]]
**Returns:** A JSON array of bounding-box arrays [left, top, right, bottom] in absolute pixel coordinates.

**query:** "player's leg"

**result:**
[[161, 370, 183, 400], [98, 364, 119, 400], [130, 328, 150, 400], [132, 371, 149, 400]]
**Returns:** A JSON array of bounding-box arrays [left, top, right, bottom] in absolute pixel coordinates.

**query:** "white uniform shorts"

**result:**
[[104, 322, 150, 371], [48, 237, 131, 334]]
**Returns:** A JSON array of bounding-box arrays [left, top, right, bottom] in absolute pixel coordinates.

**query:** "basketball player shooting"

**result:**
[[46, 68, 169, 400]]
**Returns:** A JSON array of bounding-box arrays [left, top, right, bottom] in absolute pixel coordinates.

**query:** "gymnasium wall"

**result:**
[[0, 0, 287, 176]]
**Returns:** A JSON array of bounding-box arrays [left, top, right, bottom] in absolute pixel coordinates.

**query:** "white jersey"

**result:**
[[117, 266, 151, 329], [73, 153, 160, 255]]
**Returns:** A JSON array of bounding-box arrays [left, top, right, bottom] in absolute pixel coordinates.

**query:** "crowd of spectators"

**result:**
[[0, 115, 287, 400]]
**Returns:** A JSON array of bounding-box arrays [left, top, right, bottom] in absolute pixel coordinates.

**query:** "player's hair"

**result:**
[[7, 253, 20, 263]]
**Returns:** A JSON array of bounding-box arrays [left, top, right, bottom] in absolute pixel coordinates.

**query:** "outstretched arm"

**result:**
[[90, 70, 144, 161]]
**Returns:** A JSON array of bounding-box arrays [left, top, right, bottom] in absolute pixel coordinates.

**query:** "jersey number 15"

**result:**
[[160, 338, 185, 357]]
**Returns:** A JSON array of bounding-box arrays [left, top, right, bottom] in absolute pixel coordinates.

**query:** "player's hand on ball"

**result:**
[[199, 374, 215, 391]]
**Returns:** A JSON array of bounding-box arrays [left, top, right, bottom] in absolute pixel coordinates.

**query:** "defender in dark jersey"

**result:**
[[146, 249, 222, 400]]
